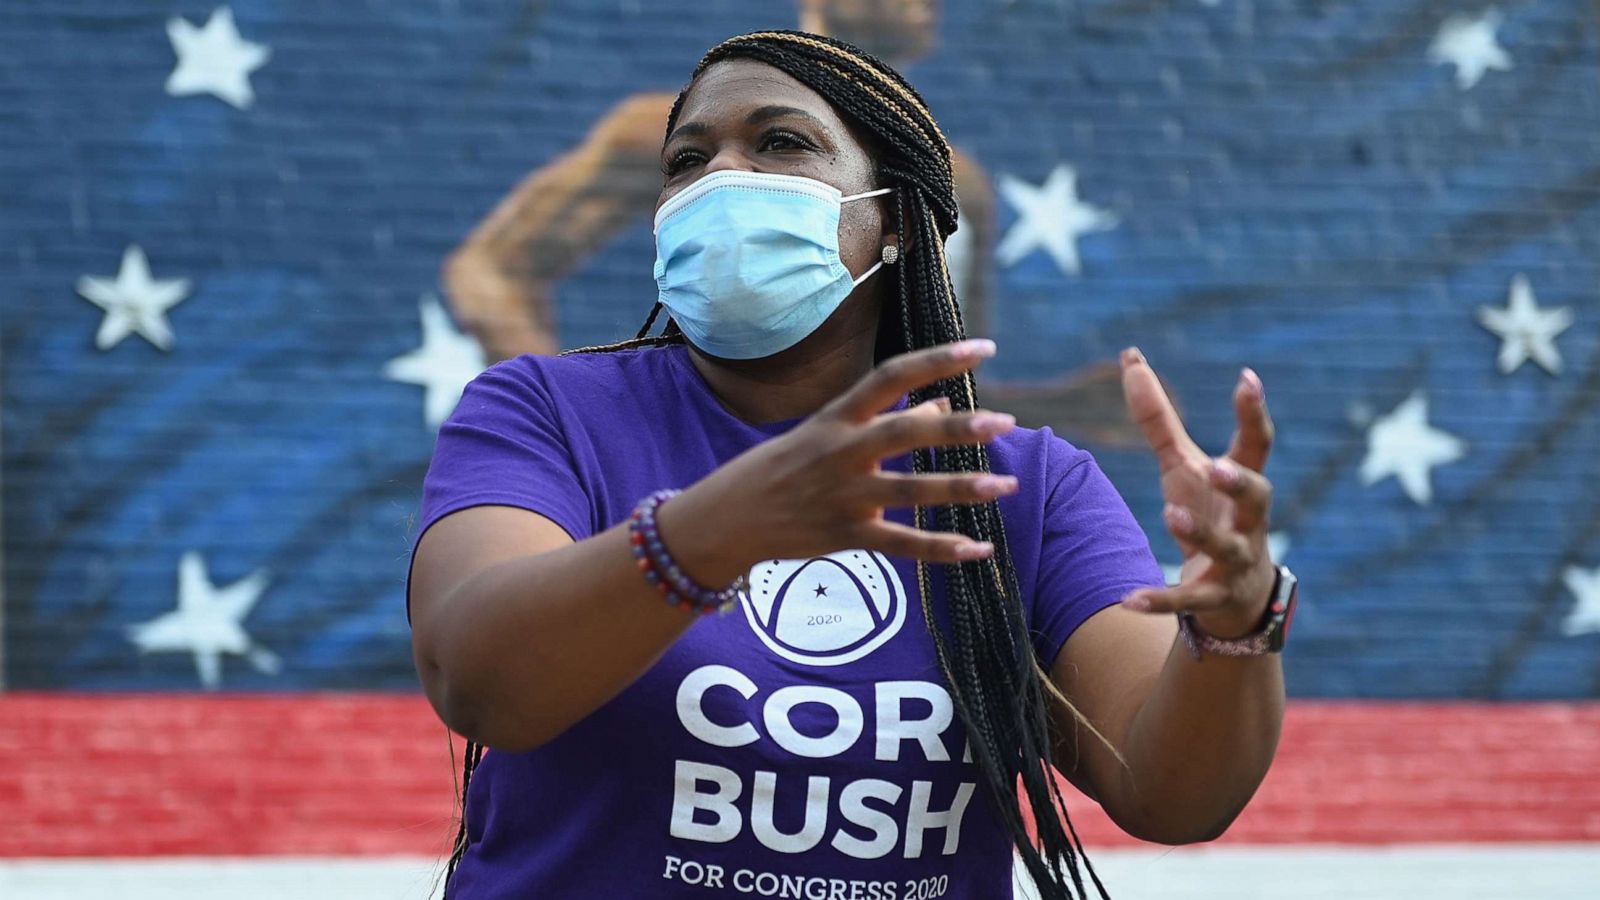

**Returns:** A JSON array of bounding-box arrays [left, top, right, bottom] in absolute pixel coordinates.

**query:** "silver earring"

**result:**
[[881, 243, 899, 265]]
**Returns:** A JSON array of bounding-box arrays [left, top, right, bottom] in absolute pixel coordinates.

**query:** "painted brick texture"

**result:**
[[2, 0, 1598, 865], [2, 696, 1596, 856]]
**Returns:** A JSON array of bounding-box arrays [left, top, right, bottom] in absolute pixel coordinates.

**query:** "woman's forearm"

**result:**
[[415, 491, 755, 752], [1114, 641, 1285, 844]]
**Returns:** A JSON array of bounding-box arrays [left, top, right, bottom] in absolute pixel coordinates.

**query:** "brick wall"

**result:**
[[2, 695, 1596, 856], [1, 0, 1597, 859]]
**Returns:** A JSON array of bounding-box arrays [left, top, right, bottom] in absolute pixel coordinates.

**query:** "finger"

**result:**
[[1163, 503, 1253, 572], [1224, 367, 1274, 472], [1120, 347, 1201, 473], [1119, 580, 1230, 614], [847, 407, 1016, 463], [864, 396, 947, 433], [854, 520, 994, 564], [1208, 457, 1273, 535], [825, 340, 995, 423], [859, 471, 1020, 508]]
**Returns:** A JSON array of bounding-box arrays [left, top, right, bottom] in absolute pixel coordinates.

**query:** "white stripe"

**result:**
[[1, 846, 1596, 899], [1017, 845, 1600, 899], [0, 858, 446, 900]]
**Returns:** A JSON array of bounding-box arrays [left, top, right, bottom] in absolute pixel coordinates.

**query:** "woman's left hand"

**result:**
[[1117, 348, 1277, 638]]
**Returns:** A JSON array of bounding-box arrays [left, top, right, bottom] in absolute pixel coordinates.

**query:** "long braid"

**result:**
[[442, 738, 483, 893], [442, 30, 1113, 900]]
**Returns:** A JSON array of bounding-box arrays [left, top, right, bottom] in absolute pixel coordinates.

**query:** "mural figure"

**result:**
[[443, 0, 1144, 446]]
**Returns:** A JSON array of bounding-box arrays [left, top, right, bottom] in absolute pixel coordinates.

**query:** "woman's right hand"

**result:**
[[662, 339, 1019, 584]]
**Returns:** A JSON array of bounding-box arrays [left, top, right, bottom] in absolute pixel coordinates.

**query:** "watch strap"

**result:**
[[1177, 565, 1297, 660]]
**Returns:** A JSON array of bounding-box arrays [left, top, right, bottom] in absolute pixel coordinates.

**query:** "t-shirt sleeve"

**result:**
[[408, 360, 594, 610], [1030, 438, 1166, 667]]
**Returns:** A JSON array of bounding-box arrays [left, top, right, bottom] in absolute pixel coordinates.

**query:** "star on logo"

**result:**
[[813, 585, 829, 598], [385, 295, 487, 429], [1477, 273, 1573, 375], [996, 165, 1119, 276], [75, 245, 193, 351], [1359, 391, 1466, 506], [1428, 9, 1512, 91], [1560, 566, 1600, 637], [166, 6, 272, 110], [127, 552, 280, 690]]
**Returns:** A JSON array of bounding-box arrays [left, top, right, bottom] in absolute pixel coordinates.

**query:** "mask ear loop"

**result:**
[[844, 186, 896, 288], [841, 187, 894, 203], [851, 259, 885, 289], [851, 236, 902, 289]]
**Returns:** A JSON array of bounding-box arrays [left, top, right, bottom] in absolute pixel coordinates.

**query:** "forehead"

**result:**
[[675, 59, 851, 134]]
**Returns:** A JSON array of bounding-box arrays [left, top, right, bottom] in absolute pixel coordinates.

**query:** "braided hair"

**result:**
[[444, 31, 1114, 900]]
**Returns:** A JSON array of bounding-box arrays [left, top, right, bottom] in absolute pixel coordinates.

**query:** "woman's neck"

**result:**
[[685, 305, 882, 426]]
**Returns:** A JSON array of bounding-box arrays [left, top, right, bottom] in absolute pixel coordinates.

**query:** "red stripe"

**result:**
[[0, 695, 1595, 857]]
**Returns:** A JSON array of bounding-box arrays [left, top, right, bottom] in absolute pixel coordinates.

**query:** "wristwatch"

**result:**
[[1176, 565, 1298, 660]]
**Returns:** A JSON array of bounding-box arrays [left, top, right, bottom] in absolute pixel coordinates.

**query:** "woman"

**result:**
[[409, 31, 1290, 900]]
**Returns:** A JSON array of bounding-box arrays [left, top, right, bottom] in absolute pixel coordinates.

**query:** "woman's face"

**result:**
[[658, 58, 888, 284]]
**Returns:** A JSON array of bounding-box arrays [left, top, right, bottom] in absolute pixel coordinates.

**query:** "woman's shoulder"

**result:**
[[445, 345, 685, 435], [474, 343, 684, 399], [986, 422, 1093, 485]]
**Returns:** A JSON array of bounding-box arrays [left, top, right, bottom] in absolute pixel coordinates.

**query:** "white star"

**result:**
[[165, 6, 271, 110], [1560, 566, 1600, 637], [75, 245, 192, 351], [127, 552, 279, 690], [1477, 273, 1573, 375], [1163, 532, 1291, 585], [385, 295, 486, 429], [1428, 9, 1512, 91], [996, 165, 1119, 276], [1359, 391, 1466, 506]]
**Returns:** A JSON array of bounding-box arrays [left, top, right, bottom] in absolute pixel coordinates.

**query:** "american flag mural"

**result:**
[[2, 1, 1597, 896]]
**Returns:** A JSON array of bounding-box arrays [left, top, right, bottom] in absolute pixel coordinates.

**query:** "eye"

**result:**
[[661, 148, 705, 178], [759, 129, 816, 153]]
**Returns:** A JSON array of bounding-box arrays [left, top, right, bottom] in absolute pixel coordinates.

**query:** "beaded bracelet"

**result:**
[[628, 489, 748, 615]]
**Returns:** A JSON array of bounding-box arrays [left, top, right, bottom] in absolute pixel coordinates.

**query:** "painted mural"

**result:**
[[3, 0, 1598, 702]]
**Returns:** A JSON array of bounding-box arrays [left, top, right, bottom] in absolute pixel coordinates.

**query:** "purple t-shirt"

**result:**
[[412, 343, 1162, 899]]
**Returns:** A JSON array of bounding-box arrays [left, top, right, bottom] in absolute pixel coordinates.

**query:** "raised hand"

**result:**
[[1116, 348, 1278, 638], [686, 339, 1021, 572]]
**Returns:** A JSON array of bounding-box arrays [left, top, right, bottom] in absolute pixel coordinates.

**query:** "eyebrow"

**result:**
[[666, 105, 828, 144], [746, 104, 824, 128]]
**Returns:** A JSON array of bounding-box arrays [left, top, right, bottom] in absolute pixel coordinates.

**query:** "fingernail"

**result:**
[[1211, 458, 1240, 488], [954, 541, 994, 560], [976, 475, 1018, 496], [1163, 504, 1194, 535], [1121, 593, 1154, 612], [1121, 347, 1146, 368], [1241, 367, 1264, 402], [933, 397, 953, 413], [970, 412, 1016, 435], [955, 339, 996, 359]]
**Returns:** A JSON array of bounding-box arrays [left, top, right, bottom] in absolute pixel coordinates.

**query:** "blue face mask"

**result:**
[[652, 170, 893, 360]]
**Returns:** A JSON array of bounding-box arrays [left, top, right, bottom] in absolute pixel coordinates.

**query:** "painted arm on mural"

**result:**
[[1048, 351, 1285, 844], [438, 90, 1151, 447], [442, 93, 996, 362], [441, 93, 678, 361]]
